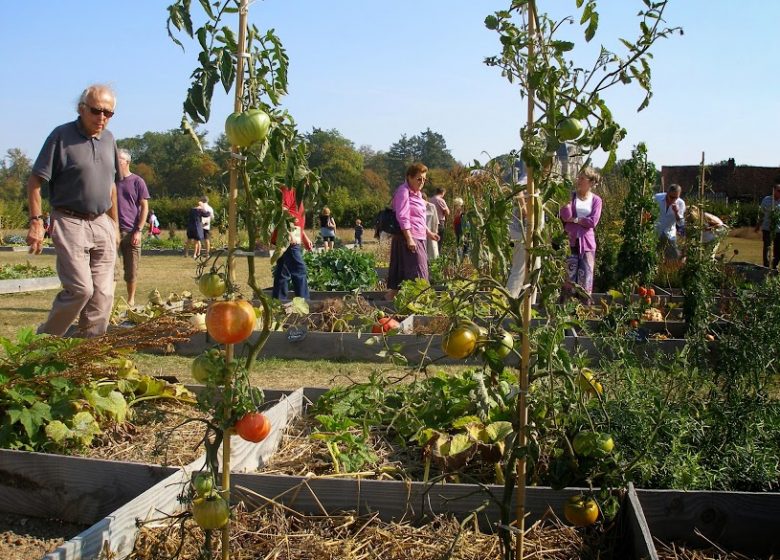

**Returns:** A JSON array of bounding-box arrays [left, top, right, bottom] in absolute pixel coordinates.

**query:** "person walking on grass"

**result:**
[[354, 219, 364, 249], [185, 199, 210, 259], [116, 149, 149, 307], [26, 84, 121, 338], [200, 195, 214, 258], [755, 178, 780, 269]]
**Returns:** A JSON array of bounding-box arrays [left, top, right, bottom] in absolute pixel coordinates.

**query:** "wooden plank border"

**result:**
[[0, 275, 60, 294]]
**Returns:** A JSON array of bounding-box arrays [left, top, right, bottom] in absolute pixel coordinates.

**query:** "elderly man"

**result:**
[[26, 84, 121, 337], [654, 184, 686, 262], [117, 148, 149, 306]]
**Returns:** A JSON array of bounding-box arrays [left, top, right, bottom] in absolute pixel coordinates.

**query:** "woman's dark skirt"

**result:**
[[387, 235, 428, 289]]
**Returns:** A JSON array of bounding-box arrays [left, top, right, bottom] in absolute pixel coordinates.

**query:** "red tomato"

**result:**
[[644, 296, 653, 305], [235, 412, 271, 443], [637, 286, 648, 297], [205, 300, 256, 344], [371, 316, 400, 333], [646, 287, 656, 298]]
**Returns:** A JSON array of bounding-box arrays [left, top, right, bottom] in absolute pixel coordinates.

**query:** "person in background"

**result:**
[[688, 205, 728, 259], [654, 184, 686, 262], [354, 219, 364, 249], [430, 187, 450, 252], [185, 199, 210, 259], [755, 178, 780, 269], [42, 212, 51, 238], [386, 163, 439, 299], [453, 197, 464, 258], [422, 192, 440, 262], [26, 83, 120, 338], [147, 210, 161, 238], [271, 186, 311, 300], [200, 195, 214, 258], [559, 167, 603, 301], [116, 148, 149, 307], [319, 206, 336, 251]]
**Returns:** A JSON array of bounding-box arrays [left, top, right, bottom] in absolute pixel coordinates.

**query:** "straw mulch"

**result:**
[[655, 535, 768, 560], [131, 502, 601, 560], [71, 399, 206, 467]]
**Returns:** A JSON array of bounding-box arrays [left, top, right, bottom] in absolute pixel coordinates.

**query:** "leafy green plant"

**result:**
[[0, 262, 56, 280], [303, 247, 378, 291], [0, 328, 192, 451]]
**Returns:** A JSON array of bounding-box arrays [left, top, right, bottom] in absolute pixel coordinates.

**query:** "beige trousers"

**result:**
[[39, 211, 117, 337]]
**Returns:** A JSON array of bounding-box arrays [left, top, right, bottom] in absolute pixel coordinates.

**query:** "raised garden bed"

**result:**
[[0, 276, 60, 295]]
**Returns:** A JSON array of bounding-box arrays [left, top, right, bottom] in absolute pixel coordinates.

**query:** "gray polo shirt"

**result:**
[[32, 119, 119, 216]]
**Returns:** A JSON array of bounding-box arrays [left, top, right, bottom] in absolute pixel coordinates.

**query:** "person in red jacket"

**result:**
[[271, 186, 312, 300]]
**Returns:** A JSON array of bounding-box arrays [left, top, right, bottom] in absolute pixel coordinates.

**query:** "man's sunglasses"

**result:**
[[84, 104, 114, 118]]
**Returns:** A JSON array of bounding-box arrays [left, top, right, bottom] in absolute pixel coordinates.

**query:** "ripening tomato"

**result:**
[[198, 272, 226, 298], [637, 286, 648, 297], [371, 316, 400, 333], [206, 300, 256, 344], [191, 494, 230, 530], [644, 296, 653, 305], [646, 287, 656, 298], [442, 325, 478, 359], [235, 412, 271, 443], [629, 319, 640, 329], [576, 369, 603, 396], [563, 495, 600, 527]]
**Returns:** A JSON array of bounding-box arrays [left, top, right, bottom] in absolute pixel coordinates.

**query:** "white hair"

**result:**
[[77, 84, 116, 110], [118, 148, 131, 162]]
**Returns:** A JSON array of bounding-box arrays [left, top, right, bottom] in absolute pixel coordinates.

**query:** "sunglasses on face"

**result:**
[[84, 104, 115, 118]]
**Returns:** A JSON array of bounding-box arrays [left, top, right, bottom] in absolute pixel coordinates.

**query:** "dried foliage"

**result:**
[[131, 500, 603, 560]]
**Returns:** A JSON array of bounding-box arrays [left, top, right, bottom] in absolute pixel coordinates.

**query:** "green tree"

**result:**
[[0, 148, 32, 200], [413, 128, 457, 170], [305, 128, 363, 201]]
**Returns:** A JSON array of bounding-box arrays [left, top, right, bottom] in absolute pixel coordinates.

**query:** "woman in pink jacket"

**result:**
[[559, 167, 603, 300]]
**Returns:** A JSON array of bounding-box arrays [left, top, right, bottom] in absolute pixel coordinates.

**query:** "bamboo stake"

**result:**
[[699, 151, 705, 241], [516, 3, 536, 559], [221, 2, 249, 558]]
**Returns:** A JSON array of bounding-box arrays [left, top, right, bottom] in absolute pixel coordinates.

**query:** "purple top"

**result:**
[[117, 173, 150, 232], [559, 192, 603, 254], [391, 181, 427, 240]]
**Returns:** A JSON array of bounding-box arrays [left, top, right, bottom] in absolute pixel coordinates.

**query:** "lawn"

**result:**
[[0, 228, 767, 389]]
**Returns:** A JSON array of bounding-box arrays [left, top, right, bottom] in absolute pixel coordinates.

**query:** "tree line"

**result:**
[[0, 127, 463, 229]]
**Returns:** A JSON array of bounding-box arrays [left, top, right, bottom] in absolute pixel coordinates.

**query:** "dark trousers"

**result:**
[[762, 230, 780, 268], [437, 224, 445, 252], [272, 244, 309, 300]]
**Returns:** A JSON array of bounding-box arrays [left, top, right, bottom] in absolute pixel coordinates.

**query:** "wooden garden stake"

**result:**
[[699, 151, 705, 241], [221, 2, 249, 558], [516, 3, 537, 558]]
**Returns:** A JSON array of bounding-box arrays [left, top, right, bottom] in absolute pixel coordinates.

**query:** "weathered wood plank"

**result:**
[[625, 483, 659, 560], [0, 275, 60, 294], [636, 488, 780, 557], [0, 450, 175, 525]]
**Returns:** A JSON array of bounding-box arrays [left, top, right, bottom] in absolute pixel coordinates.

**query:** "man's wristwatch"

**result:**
[[28, 215, 44, 225]]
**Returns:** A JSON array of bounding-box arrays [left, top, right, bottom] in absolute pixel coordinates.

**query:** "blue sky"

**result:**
[[1, 1, 778, 170]]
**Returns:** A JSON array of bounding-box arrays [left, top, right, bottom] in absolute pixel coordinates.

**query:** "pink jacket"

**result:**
[[391, 182, 428, 240], [559, 192, 602, 254]]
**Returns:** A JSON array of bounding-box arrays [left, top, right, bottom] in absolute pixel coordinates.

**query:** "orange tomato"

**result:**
[[235, 412, 272, 443], [206, 300, 256, 344]]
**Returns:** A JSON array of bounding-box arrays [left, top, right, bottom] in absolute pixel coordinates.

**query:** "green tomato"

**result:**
[[557, 117, 584, 141], [191, 352, 225, 385], [198, 272, 226, 298], [224, 108, 271, 148], [192, 473, 214, 497], [191, 494, 230, 530], [486, 329, 514, 360]]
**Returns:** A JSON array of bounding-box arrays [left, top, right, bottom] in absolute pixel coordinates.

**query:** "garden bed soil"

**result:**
[[0, 512, 88, 560]]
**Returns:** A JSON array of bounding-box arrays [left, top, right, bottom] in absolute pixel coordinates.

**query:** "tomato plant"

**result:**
[[191, 494, 230, 530], [484, 329, 514, 360], [556, 117, 583, 141], [205, 300, 256, 345], [198, 272, 226, 298], [234, 411, 271, 443], [224, 108, 271, 148], [576, 368, 603, 396], [563, 495, 600, 527]]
